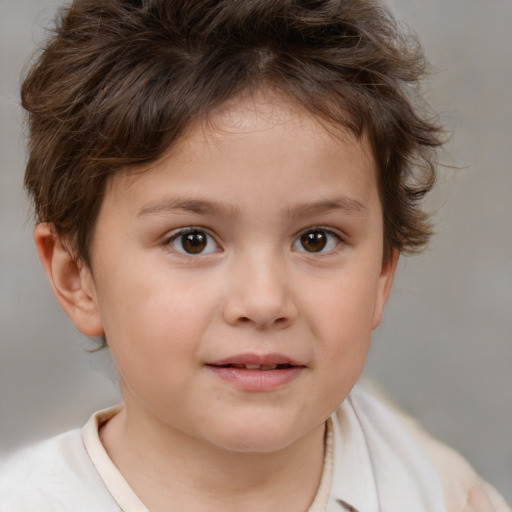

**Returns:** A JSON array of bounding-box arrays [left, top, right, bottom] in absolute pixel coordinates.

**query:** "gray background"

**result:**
[[1, 0, 511, 502]]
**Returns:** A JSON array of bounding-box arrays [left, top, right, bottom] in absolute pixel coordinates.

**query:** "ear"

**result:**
[[372, 249, 399, 329], [34, 223, 104, 337]]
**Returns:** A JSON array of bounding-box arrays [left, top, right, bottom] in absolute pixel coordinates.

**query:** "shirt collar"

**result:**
[[326, 385, 447, 512], [326, 394, 379, 512]]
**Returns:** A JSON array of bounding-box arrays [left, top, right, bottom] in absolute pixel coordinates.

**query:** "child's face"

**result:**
[[82, 94, 396, 452]]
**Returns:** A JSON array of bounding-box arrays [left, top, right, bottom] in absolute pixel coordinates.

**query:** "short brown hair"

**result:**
[[22, 0, 442, 266]]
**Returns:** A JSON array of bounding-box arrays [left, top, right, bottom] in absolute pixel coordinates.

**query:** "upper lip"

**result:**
[[207, 353, 304, 368]]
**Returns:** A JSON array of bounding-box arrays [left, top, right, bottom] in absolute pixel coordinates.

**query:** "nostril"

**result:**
[[235, 316, 289, 328]]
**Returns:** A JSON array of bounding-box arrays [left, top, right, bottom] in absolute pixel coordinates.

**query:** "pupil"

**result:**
[[182, 232, 207, 254], [301, 231, 327, 252]]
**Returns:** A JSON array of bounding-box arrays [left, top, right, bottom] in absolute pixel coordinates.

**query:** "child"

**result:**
[[0, 0, 509, 510]]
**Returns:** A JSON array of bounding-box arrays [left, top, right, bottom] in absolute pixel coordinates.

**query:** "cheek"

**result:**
[[98, 252, 212, 335], [303, 267, 380, 382], [96, 266, 218, 389], [305, 268, 380, 340]]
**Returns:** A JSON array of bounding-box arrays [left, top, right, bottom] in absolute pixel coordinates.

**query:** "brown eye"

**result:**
[[300, 230, 327, 252], [167, 229, 220, 255], [293, 228, 341, 253], [181, 231, 207, 254]]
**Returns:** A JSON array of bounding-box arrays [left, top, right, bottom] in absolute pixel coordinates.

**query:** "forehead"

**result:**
[[196, 90, 370, 158], [103, 92, 378, 218]]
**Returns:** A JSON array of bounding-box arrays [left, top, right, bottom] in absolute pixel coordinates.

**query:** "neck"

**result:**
[[100, 394, 327, 512]]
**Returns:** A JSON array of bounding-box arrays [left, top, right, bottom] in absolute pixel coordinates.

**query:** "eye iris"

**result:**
[[301, 231, 327, 252], [182, 231, 207, 254]]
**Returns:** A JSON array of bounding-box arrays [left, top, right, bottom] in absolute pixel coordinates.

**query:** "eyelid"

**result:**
[[164, 226, 222, 255], [292, 226, 344, 254]]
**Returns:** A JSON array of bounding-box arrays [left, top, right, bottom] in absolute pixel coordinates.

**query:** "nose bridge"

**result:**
[[223, 247, 297, 329]]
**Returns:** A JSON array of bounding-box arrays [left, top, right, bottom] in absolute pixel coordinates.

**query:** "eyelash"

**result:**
[[163, 226, 344, 256], [164, 227, 221, 256], [292, 227, 343, 254]]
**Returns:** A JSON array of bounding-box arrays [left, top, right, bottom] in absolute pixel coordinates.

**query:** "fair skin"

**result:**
[[35, 94, 397, 512]]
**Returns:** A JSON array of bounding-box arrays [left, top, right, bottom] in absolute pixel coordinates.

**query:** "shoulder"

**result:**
[[347, 384, 511, 512], [0, 428, 119, 512], [391, 405, 511, 512]]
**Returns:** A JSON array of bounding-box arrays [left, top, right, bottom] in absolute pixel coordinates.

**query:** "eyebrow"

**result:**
[[137, 197, 237, 218], [137, 195, 367, 219], [286, 197, 368, 218]]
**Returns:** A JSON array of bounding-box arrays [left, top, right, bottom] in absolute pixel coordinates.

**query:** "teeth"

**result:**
[[232, 364, 279, 370]]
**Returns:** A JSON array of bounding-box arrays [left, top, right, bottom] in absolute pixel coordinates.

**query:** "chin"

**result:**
[[202, 417, 314, 454], [214, 433, 297, 454]]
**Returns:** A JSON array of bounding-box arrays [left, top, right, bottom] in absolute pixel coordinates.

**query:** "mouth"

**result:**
[[208, 363, 296, 371], [206, 352, 304, 370], [206, 353, 305, 391]]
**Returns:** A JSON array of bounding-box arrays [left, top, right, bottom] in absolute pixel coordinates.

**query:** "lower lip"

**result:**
[[207, 366, 304, 391]]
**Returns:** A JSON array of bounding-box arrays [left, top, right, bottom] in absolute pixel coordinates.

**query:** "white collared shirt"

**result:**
[[1, 385, 509, 512]]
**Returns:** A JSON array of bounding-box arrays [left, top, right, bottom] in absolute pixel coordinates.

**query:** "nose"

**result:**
[[222, 253, 298, 330]]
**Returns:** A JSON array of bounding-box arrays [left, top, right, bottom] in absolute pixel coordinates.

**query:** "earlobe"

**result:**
[[34, 223, 104, 337], [372, 249, 399, 330]]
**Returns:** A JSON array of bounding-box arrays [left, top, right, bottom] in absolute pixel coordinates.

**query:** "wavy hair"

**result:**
[[22, 0, 442, 266]]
